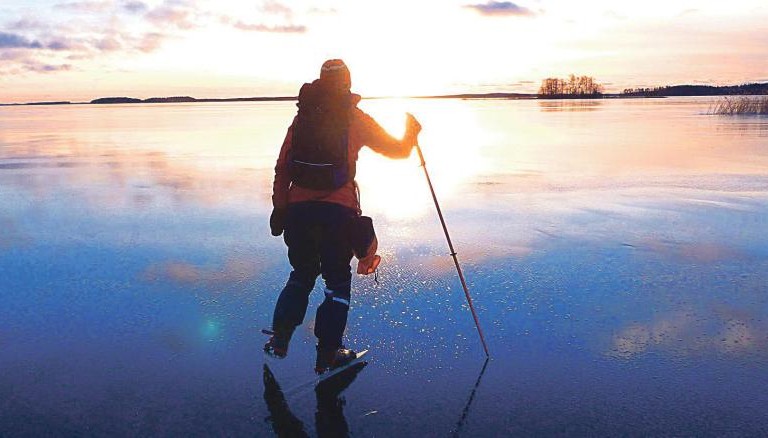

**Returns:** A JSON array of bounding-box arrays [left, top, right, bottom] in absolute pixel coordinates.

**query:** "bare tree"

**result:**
[[539, 78, 566, 96], [540, 75, 603, 97]]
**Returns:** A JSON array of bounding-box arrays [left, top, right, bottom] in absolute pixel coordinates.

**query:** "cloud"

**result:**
[[8, 18, 48, 31], [0, 32, 87, 52], [464, 1, 535, 17], [227, 1, 306, 33], [0, 27, 165, 77], [25, 63, 73, 73], [122, 0, 148, 14], [261, 0, 294, 18], [145, 1, 199, 30], [233, 21, 306, 33], [0, 56, 74, 75], [137, 32, 167, 53], [46, 40, 69, 51], [54, 1, 112, 13], [45, 38, 85, 51], [76, 28, 168, 55], [0, 32, 43, 49], [0, 51, 26, 61], [94, 36, 124, 52], [1, 0, 197, 76]]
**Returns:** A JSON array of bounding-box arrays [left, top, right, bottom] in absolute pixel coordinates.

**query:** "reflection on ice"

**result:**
[[2, 98, 768, 435], [142, 255, 266, 285], [538, 99, 604, 112], [610, 307, 767, 359], [0, 216, 27, 248]]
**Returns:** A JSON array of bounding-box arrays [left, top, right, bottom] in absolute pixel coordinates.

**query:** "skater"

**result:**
[[266, 59, 422, 373]]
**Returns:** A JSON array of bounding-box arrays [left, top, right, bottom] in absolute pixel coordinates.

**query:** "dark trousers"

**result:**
[[272, 201, 356, 350]]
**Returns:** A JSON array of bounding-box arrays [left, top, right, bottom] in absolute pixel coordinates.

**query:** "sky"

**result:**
[[1, 0, 767, 102]]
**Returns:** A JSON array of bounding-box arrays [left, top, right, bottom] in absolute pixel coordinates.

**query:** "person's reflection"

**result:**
[[263, 364, 308, 437], [263, 362, 367, 437]]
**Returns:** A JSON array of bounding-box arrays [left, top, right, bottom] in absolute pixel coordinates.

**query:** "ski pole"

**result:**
[[415, 143, 490, 358]]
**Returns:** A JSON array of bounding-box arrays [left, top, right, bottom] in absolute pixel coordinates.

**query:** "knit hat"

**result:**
[[319, 59, 351, 90]]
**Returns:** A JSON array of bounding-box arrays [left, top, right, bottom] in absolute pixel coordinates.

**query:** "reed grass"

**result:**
[[710, 96, 768, 115]]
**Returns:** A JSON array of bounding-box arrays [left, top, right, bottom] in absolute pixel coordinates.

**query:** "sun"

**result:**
[[354, 98, 489, 220]]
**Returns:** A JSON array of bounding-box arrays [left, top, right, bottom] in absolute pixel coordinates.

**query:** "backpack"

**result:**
[[289, 79, 353, 190]]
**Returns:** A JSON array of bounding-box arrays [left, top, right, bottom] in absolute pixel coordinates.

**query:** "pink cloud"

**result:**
[[261, 0, 294, 18], [146, 4, 198, 30], [95, 36, 124, 52], [137, 32, 167, 53]]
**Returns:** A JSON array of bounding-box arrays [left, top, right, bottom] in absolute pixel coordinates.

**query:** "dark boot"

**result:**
[[264, 326, 295, 358], [314, 346, 356, 374]]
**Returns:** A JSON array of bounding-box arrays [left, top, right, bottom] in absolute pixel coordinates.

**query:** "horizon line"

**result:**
[[2, 81, 768, 107]]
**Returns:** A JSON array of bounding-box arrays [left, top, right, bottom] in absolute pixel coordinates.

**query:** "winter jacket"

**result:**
[[272, 94, 416, 211]]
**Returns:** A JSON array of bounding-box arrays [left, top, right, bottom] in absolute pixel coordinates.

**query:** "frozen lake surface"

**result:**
[[1, 97, 767, 436]]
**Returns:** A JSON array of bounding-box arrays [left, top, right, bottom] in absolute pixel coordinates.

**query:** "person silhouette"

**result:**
[[264, 59, 421, 373]]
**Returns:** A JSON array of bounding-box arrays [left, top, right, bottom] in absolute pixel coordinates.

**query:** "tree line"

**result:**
[[539, 75, 604, 98], [622, 83, 768, 97]]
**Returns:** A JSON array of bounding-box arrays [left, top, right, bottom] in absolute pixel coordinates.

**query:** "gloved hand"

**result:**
[[357, 253, 381, 275], [405, 112, 422, 137], [269, 208, 286, 236], [404, 113, 422, 149]]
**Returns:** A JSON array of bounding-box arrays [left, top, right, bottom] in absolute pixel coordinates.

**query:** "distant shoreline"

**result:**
[[0, 94, 677, 107], [2, 82, 767, 107], [0, 96, 298, 107]]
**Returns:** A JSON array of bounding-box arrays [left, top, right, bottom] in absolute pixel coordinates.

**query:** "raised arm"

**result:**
[[355, 111, 422, 159]]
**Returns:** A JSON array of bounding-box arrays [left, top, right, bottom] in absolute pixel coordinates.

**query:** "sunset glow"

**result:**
[[355, 99, 489, 219], [1, 0, 767, 103]]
